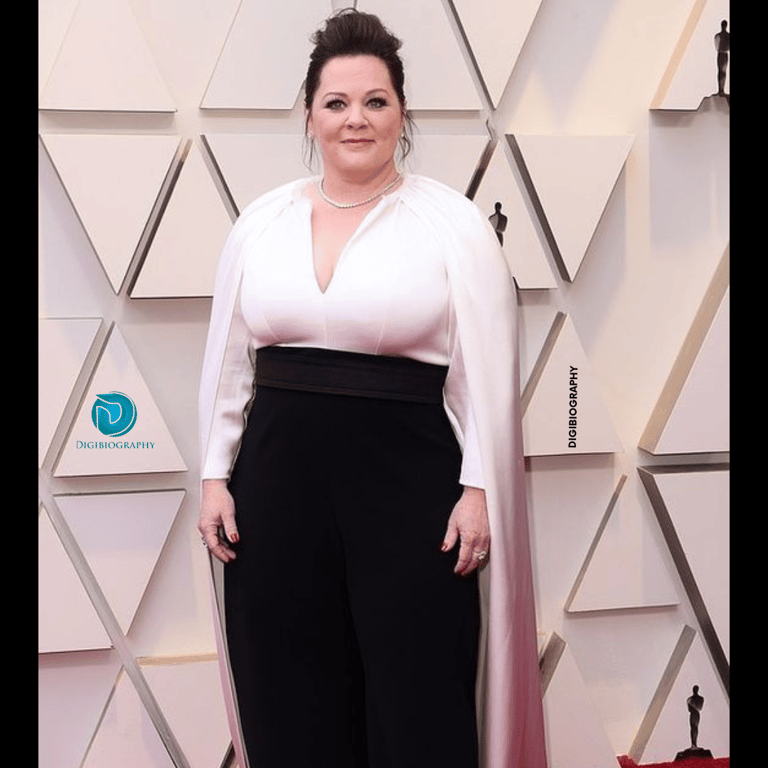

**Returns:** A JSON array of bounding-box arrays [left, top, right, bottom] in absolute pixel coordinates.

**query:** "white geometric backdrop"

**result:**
[[39, 1, 729, 766]]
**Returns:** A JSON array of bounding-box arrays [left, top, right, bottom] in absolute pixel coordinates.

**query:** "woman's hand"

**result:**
[[198, 479, 239, 563], [441, 486, 490, 576]]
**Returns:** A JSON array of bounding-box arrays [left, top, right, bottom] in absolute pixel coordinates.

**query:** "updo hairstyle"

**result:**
[[303, 9, 415, 164]]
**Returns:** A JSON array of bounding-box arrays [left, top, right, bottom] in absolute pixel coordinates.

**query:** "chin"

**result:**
[[334, 153, 396, 175]]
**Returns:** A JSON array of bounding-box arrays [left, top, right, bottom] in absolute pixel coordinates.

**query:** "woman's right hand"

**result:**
[[198, 479, 239, 563]]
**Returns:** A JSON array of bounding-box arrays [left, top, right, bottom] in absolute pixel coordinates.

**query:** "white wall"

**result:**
[[39, 1, 729, 766]]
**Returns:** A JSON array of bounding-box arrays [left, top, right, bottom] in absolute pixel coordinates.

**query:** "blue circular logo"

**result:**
[[91, 392, 137, 436]]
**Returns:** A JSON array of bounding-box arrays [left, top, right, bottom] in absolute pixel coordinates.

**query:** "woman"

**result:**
[[198, 9, 547, 768]]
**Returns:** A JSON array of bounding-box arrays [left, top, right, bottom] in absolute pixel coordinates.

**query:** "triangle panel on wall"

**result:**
[[359, 0, 482, 110], [564, 475, 679, 613], [472, 141, 557, 289], [407, 133, 489, 196], [38, 0, 79, 96], [141, 657, 232, 768], [639, 464, 730, 709], [40, 134, 182, 293], [522, 313, 622, 456], [81, 669, 177, 768], [39, 650, 123, 768], [452, 0, 543, 107], [39, 505, 112, 653], [509, 134, 634, 282], [640, 249, 729, 455], [56, 491, 185, 637], [633, 630, 729, 763], [39, 318, 102, 467], [655, 288, 728, 454], [130, 142, 233, 298], [39, 0, 175, 112], [640, 466, 729, 664], [201, 0, 330, 109], [203, 133, 310, 214], [627, 625, 695, 763], [541, 635, 621, 768], [652, 0, 730, 110], [54, 326, 187, 476]]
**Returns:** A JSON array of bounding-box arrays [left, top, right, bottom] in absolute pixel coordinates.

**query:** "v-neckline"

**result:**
[[298, 175, 409, 295], [306, 195, 380, 296], [311, 213, 363, 295]]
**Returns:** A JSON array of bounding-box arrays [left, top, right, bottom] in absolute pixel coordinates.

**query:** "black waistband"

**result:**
[[255, 346, 448, 404]]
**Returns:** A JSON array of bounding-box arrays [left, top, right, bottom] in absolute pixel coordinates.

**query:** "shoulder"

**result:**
[[402, 174, 476, 210], [232, 177, 311, 234], [401, 174, 489, 229], [400, 174, 497, 244], [401, 174, 512, 287], [211, 177, 311, 291]]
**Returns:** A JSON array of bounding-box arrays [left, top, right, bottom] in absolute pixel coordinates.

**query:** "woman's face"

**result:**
[[307, 55, 405, 181]]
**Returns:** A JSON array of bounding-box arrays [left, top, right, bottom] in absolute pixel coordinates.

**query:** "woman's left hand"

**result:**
[[441, 486, 490, 576]]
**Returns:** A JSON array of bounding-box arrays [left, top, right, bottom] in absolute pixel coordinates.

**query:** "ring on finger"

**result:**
[[473, 550, 488, 561]]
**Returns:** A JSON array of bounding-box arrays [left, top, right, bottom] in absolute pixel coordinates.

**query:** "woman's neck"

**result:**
[[319, 162, 400, 204]]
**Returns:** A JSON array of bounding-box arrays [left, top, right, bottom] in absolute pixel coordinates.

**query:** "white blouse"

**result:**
[[202, 179, 484, 488]]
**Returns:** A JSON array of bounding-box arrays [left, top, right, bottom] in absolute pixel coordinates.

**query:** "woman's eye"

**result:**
[[323, 96, 388, 110]]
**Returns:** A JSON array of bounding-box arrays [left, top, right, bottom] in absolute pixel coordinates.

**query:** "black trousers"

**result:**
[[225, 357, 480, 768]]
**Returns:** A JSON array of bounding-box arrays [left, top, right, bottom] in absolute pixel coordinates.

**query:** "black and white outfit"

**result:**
[[199, 175, 548, 768]]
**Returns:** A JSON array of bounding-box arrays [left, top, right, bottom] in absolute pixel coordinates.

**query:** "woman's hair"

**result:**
[[303, 8, 415, 164]]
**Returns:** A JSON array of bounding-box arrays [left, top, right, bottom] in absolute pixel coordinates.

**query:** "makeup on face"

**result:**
[[308, 55, 404, 181]]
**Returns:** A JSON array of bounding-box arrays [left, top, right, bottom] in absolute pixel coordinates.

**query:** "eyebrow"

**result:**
[[320, 88, 391, 100]]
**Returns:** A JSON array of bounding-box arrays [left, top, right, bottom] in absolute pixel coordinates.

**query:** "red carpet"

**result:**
[[618, 756, 729, 768]]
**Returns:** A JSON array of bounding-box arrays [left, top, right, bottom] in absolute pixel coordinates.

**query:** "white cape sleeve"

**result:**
[[402, 176, 549, 768], [198, 179, 301, 768]]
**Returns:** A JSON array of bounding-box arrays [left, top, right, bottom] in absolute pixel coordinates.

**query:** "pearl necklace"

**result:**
[[317, 174, 401, 209]]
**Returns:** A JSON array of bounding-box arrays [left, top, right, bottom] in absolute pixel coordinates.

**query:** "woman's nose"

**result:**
[[346, 103, 367, 127]]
